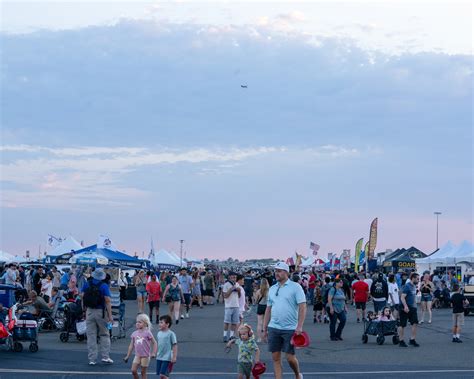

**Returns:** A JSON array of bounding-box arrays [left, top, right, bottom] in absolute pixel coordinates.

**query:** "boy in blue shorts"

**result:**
[[156, 315, 177, 379]]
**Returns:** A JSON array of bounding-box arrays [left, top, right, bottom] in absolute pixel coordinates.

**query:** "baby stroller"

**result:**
[[59, 301, 86, 342], [362, 315, 399, 345]]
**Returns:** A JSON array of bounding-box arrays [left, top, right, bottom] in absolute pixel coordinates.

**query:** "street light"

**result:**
[[180, 239, 185, 267], [434, 212, 442, 250]]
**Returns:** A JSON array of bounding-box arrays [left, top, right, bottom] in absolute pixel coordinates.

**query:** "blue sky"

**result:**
[[0, 1, 472, 260]]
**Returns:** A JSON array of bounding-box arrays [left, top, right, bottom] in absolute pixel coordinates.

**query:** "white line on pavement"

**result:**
[[0, 369, 474, 376]]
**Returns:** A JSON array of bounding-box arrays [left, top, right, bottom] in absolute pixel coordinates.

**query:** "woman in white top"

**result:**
[[40, 273, 53, 303]]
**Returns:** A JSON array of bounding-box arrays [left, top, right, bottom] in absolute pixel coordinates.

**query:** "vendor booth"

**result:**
[[150, 249, 181, 271], [382, 247, 426, 272], [416, 240, 474, 279]]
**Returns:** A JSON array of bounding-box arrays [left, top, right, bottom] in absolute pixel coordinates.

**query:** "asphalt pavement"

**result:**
[[1, 299, 473, 379]]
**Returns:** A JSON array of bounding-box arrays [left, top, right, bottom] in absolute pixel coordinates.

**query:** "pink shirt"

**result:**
[[131, 329, 154, 357]]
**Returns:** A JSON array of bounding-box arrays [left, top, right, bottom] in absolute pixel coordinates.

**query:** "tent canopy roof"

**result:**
[[47, 236, 83, 257], [384, 247, 426, 262], [73, 244, 138, 262], [417, 241, 474, 263], [151, 249, 181, 266]]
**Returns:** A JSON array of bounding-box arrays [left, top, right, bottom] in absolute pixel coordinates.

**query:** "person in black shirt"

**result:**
[[243, 271, 254, 305], [451, 284, 469, 343], [33, 266, 46, 295]]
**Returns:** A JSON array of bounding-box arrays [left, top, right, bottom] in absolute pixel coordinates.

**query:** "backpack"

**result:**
[[321, 284, 332, 304], [82, 280, 104, 308], [372, 281, 385, 299]]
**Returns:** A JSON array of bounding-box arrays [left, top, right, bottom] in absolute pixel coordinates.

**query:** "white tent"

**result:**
[[151, 249, 181, 267], [1, 252, 27, 264], [169, 251, 184, 266], [300, 257, 315, 267], [0, 250, 16, 263], [47, 236, 83, 257], [416, 241, 474, 277], [452, 241, 474, 262], [184, 255, 202, 263]]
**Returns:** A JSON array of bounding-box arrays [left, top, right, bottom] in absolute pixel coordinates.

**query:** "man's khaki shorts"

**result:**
[[133, 356, 151, 367], [452, 313, 464, 327]]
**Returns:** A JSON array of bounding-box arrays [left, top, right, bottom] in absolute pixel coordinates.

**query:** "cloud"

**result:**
[[276, 11, 306, 23], [1, 144, 369, 209], [0, 20, 470, 222]]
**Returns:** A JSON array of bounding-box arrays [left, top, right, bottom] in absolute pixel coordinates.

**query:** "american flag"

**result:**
[[310, 242, 320, 255]]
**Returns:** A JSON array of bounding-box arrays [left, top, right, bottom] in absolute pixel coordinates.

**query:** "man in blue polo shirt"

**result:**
[[81, 268, 114, 365], [263, 262, 306, 379]]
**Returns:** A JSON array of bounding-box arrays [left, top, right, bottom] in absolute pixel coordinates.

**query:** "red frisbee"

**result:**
[[290, 331, 311, 348], [252, 361, 266, 378]]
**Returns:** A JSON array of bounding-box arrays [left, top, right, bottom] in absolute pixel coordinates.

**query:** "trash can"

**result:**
[[0, 285, 17, 308], [125, 286, 137, 301]]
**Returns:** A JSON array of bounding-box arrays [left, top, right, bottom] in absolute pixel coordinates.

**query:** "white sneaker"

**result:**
[[185, 313, 189, 318], [180, 315, 184, 319], [89, 361, 96, 366], [101, 358, 114, 364]]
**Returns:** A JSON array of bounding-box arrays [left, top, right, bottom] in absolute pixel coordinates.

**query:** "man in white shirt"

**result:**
[[5, 264, 18, 286], [222, 272, 242, 342]]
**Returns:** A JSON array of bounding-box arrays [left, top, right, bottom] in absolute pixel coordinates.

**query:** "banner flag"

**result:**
[[368, 218, 378, 260], [355, 238, 363, 273], [310, 242, 320, 255], [342, 249, 351, 269], [47, 235, 62, 249], [97, 234, 116, 250]]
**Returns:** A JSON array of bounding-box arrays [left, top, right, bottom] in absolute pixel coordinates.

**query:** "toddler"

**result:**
[[377, 307, 394, 321], [226, 324, 261, 379]]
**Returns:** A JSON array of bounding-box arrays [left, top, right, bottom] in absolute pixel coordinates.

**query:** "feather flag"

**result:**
[[295, 252, 303, 267], [355, 238, 363, 273], [368, 218, 378, 260]]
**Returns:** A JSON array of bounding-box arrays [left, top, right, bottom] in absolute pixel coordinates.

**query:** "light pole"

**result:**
[[434, 212, 442, 250], [180, 239, 184, 267]]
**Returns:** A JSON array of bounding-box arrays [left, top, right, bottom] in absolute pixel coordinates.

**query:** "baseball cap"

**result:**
[[274, 262, 289, 272]]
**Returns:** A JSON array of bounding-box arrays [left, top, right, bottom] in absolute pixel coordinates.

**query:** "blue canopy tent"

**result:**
[[71, 245, 145, 269]]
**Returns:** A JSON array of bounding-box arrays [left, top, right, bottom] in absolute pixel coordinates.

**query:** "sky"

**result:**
[[0, 0, 472, 261]]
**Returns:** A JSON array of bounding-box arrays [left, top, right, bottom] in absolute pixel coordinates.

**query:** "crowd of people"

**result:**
[[0, 261, 471, 379]]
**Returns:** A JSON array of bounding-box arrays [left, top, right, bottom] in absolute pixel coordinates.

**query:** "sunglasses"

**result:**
[[276, 286, 281, 297]]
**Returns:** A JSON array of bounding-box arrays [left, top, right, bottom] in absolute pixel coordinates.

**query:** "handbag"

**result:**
[[415, 294, 422, 304], [76, 320, 87, 335]]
